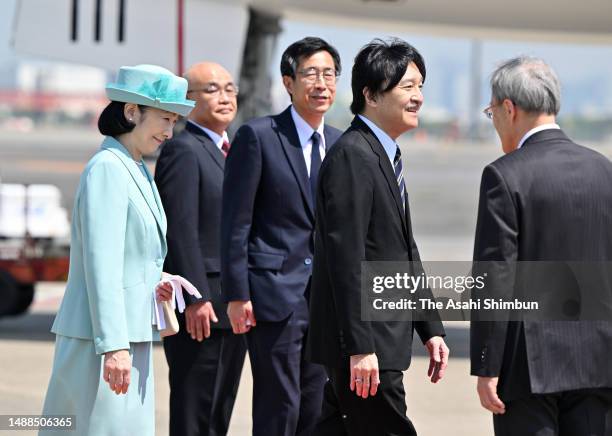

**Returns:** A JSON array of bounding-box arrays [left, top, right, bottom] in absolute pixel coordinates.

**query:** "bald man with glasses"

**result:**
[[155, 61, 246, 436]]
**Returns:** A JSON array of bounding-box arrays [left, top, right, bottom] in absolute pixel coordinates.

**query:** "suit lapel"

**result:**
[[275, 107, 314, 219], [185, 122, 225, 171], [142, 163, 168, 255], [102, 137, 166, 240], [352, 117, 409, 240]]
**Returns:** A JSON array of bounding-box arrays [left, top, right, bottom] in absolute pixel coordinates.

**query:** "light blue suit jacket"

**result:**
[[52, 136, 168, 354]]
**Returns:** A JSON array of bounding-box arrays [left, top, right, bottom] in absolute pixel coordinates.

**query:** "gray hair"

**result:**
[[490, 56, 561, 115]]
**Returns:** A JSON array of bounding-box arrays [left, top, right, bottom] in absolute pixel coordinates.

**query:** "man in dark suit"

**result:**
[[471, 56, 612, 435], [155, 62, 246, 436], [220, 37, 342, 435], [306, 38, 449, 436]]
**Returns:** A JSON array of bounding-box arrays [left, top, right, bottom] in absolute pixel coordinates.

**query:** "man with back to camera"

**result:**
[[155, 62, 246, 436], [220, 37, 343, 435], [471, 56, 612, 435], [306, 38, 450, 436]]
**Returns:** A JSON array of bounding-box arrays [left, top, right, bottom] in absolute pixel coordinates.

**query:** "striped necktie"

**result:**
[[394, 146, 406, 211]]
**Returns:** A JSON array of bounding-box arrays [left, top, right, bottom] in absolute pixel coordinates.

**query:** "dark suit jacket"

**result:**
[[155, 121, 230, 329], [306, 116, 445, 371], [470, 128, 612, 400], [220, 106, 342, 321]]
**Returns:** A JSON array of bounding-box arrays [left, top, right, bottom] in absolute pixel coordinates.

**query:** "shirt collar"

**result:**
[[518, 123, 561, 149], [187, 120, 228, 150], [358, 114, 397, 164], [290, 105, 325, 149]]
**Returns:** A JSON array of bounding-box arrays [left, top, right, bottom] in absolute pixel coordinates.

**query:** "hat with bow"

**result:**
[[105, 64, 195, 117]]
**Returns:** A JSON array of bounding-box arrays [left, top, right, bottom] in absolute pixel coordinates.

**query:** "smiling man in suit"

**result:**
[[155, 62, 246, 436], [220, 37, 342, 436], [306, 38, 449, 436], [471, 56, 612, 436]]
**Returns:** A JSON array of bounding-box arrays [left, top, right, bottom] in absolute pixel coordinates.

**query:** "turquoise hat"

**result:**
[[105, 64, 195, 117]]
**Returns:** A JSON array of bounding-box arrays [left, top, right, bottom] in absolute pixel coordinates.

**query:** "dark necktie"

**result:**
[[394, 146, 406, 211], [222, 140, 230, 157], [310, 131, 322, 205]]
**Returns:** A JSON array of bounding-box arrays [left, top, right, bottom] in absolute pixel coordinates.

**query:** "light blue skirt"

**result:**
[[40, 335, 155, 436]]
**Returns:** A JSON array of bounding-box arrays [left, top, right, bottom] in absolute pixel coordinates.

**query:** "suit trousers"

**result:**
[[163, 321, 246, 436], [246, 296, 327, 436], [314, 366, 417, 436], [493, 389, 612, 436]]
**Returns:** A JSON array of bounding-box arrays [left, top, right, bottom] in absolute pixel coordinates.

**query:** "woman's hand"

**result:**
[[156, 273, 174, 302], [103, 349, 131, 395]]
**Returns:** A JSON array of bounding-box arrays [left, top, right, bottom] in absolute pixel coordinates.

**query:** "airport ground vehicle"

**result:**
[[0, 183, 70, 316]]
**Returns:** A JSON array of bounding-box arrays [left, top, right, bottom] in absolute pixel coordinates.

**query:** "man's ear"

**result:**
[[364, 87, 378, 108], [503, 99, 515, 119], [282, 75, 294, 99]]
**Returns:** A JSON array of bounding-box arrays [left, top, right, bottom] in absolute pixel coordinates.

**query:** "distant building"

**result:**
[[0, 59, 108, 129]]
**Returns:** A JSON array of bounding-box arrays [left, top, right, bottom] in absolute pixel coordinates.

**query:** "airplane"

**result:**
[[11, 0, 612, 124], [5, 0, 612, 316]]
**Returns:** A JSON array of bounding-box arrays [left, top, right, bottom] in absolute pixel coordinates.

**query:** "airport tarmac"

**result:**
[[0, 282, 490, 436], [2, 129, 612, 435], [0, 127, 496, 261], [3, 128, 611, 261]]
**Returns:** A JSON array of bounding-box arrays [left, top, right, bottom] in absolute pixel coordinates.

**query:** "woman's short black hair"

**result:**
[[350, 38, 426, 115], [98, 101, 148, 136], [280, 37, 342, 79]]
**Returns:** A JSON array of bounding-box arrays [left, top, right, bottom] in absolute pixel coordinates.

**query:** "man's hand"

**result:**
[[103, 349, 131, 395], [349, 353, 380, 399], [227, 300, 256, 334], [185, 301, 218, 341], [424, 336, 449, 383], [477, 376, 506, 414]]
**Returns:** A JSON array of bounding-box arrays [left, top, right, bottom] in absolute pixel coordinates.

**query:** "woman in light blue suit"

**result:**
[[40, 65, 195, 436]]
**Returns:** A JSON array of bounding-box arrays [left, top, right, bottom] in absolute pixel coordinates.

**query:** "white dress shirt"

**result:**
[[358, 114, 398, 165], [187, 120, 229, 151], [518, 123, 561, 149], [290, 105, 326, 176]]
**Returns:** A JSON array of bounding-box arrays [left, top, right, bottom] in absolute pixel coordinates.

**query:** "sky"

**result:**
[[0, 4, 16, 64], [270, 20, 612, 120], [3, 0, 612, 121]]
